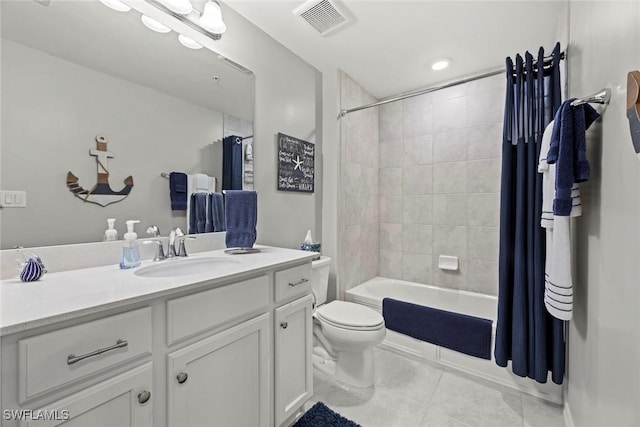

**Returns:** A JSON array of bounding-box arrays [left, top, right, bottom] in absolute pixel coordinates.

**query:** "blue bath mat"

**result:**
[[293, 402, 361, 427], [383, 298, 493, 360]]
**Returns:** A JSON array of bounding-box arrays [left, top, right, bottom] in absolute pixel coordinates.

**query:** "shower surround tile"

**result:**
[[403, 195, 433, 224], [433, 162, 467, 194], [433, 194, 467, 226], [403, 95, 433, 137], [379, 101, 404, 141], [380, 223, 403, 251], [379, 250, 403, 280], [433, 129, 467, 163], [467, 158, 501, 193], [402, 224, 433, 254], [379, 168, 403, 195], [379, 195, 403, 223], [403, 165, 433, 195], [380, 140, 404, 168], [376, 74, 502, 295], [466, 123, 502, 160], [404, 134, 433, 166], [402, 252, 432, 284], [433, 96, 468, 133], [467, 194, 499, 227], [340, 72, 379, 295]]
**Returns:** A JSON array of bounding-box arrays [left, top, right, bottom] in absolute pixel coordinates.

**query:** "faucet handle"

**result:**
[[143, 239, 166, 261], [146, 225, 161, 237], [176, 236, 196, 257]]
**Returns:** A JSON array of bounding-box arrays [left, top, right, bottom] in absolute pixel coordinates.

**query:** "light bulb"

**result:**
[[160, 0, 192, 15], [98, 0, 131, 12], [141, 15, 171, 33], [199, 1, 227, 34], [178, 34, 203, 50], [431, 59, 450, 71]]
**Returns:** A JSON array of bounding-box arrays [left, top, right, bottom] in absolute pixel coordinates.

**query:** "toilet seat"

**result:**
[[315, 301, 384, 331]]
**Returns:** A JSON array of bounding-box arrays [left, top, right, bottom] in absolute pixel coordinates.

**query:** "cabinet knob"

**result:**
[[280, 321, 288, 329], [137, 390, 151, 404], [176, 372, 189, 384]]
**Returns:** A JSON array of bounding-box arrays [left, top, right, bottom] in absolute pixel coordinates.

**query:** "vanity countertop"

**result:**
[[0, 246, 316, 337]]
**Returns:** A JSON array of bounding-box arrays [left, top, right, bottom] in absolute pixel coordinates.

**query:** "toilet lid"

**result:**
[[316, 301, 384, 329]]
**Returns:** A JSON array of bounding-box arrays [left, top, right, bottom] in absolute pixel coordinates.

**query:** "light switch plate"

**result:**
[[0, 191, 27, 208]]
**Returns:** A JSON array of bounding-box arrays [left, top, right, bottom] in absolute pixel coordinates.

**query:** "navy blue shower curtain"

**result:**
[[222, 135, 243, 190], [494, 43, 565, 384]]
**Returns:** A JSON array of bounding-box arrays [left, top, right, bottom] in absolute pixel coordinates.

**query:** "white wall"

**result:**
[[0, 40, 223, 248], [567, 1, 640, 425], [212, 5, 321, 249]]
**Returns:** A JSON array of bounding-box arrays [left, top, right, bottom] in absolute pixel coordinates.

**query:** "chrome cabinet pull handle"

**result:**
[[288, 278, 309, 287], [67, 339, 128, 365], [280, 322, 288, 329], [176, 372, 189, 384], [137, 390, 151, 404]]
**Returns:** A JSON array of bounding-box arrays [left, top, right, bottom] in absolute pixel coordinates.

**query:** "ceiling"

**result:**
[[1, 0, 254, 121], [225, 0, 567, 99]]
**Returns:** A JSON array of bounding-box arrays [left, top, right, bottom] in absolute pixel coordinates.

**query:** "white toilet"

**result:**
[[311, 256, 386, 387]]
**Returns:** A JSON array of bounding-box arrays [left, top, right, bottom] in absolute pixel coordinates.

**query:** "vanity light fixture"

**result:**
[[159, 0, 192, 15], [98, 0, 131, 12], [141, 14, 172, 33], [178, 34, 203, 49], [199, 1, 227, 37], [431, 58, 451, 71]]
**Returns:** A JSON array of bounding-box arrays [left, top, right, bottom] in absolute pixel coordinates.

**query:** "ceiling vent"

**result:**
[[293, 0, 350, 36]]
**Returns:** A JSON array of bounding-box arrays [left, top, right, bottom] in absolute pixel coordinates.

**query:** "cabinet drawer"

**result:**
[[274, 263, 312, 303], [166, 275, 269, 345], [18, 307, 151, 403]]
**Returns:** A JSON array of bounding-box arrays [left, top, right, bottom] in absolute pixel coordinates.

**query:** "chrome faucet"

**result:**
[[144, 226, 166, 261], [167, 229, 180, 258], [176, 235, 196, 257]]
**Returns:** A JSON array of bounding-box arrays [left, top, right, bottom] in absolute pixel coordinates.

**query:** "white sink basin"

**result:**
[[134, 257, 240, 278]]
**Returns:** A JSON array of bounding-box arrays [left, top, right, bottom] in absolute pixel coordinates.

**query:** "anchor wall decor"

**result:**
[[66, 135, 134, 207]]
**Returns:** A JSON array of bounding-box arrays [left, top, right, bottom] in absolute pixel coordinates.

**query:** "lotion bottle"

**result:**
[[119, 220, 141, 269], [104, 218, 118, 241]]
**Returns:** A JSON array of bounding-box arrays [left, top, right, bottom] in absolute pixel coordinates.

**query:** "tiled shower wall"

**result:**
[[378, 75, 504, 296], [339, 72, 379, 296]]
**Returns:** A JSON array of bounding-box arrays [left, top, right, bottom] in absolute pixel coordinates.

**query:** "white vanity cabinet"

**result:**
[[274, 294, 313, 426], [20, 363, 153, 427], [0, 250, 314, 427], [167, 314, 271, 427]]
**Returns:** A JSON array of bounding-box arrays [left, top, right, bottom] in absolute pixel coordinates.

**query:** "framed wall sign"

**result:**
[[277, 133, 314, 193]]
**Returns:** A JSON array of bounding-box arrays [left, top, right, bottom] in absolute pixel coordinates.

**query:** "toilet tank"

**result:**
[[311, 256, 331, 306]]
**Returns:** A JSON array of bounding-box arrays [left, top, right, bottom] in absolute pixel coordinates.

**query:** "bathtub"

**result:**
[[345, 277, 562, 404]]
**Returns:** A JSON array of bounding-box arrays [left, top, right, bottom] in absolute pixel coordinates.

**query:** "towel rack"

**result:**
[[161, 172, 170, 179], [222, 190, 258, 194], [571, 88, 611, 107]]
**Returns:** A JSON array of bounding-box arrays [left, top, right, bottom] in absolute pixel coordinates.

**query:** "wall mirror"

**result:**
[[0, 0, 254, 249]]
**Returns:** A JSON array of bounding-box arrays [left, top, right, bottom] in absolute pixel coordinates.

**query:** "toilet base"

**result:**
[[312, 345, 376, 388]]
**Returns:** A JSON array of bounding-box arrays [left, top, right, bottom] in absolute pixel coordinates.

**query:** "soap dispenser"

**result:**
[[120, 220, 141, 269], [104, 218, 118, 241]]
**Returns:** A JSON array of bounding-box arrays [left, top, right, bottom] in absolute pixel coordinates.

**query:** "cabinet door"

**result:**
[[18, 363, 152, 427], [274, 295, 313, 426], [167, 314, 271, 427]]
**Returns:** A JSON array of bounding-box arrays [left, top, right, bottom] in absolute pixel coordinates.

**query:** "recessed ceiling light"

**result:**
[[431, 59, 450, 71], [178, 34, 203, 50], [98, 0, 131, 12], [141, 15, 171, 33]]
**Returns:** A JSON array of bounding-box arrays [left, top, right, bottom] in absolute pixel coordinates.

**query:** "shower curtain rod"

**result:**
[[339, 51, 566, 117]]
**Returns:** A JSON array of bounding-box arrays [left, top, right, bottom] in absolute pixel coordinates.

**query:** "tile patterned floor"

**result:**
[[308, 347, 565, 427]]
